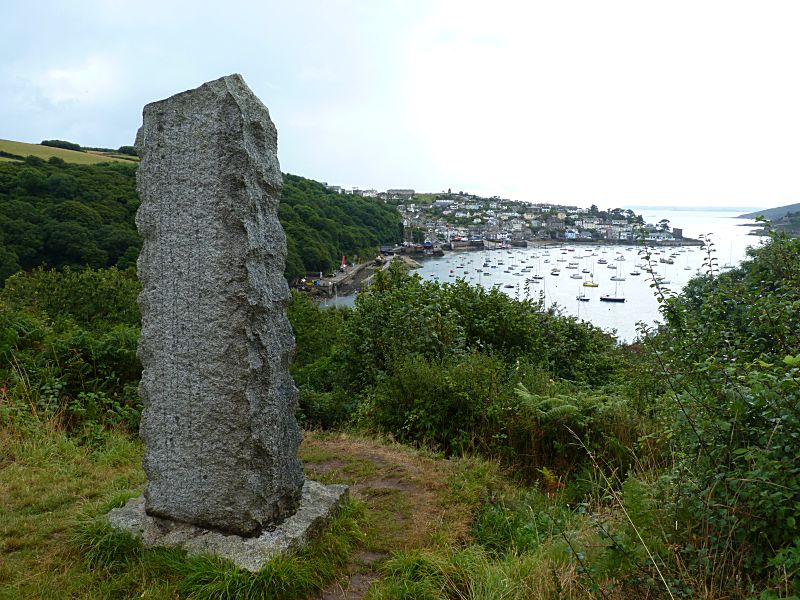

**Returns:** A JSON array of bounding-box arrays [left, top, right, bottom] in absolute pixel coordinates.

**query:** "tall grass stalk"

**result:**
[[568, 426, 676, 600]]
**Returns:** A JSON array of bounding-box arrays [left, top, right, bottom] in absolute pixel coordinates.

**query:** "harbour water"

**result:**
[[324, 208, 765, 343]]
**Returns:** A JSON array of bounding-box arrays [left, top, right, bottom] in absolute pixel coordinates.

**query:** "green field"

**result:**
[[0, 139, 136, 165]]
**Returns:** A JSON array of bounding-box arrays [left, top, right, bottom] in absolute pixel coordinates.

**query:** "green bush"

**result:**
[[0, 268, 141, 434], [2, 266, 141, 327], [287, 271, 637, 480], [642, 233, 800, 587], [41, 139, 83, 152], [366, 351, 508, 455], [341, 274, 623, 392], [296, 386, 356, 430], [359, 349, 643, 481]]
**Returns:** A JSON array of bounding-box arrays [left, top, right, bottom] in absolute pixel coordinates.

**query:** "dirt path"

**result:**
[[300, 432, 474, 599]]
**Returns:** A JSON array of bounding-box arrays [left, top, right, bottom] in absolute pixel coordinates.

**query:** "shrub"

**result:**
[[41, 139, 83, 152], [642, 233, 800, 587], [0, 268, 142, 434], [1, 266, 141, 328]]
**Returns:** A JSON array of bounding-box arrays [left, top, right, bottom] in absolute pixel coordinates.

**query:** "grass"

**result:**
[[301, 431, 482, 554], [0, 426, 370, 599], [0, 139, 136, 165], [0, 424, 145, 598], [88, 151, 138, 162], [4, 425, 766, 599], [298, 433, 659, 599], [0, 426, 499, 599], [70, 499, 365, 600]]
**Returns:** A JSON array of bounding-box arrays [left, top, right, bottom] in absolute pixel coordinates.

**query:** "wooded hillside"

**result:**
[[0, 155, 401, 283]]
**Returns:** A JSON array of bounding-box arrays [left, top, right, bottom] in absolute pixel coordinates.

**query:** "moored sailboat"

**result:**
[[600, 278, 625, 303]]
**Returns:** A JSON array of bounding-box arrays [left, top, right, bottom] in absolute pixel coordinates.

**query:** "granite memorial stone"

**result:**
[[134, 74, 304, 536], [109, 75, 347, 571]]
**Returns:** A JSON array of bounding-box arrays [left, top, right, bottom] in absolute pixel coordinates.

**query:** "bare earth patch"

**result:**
[[301, 431, 474, 599]]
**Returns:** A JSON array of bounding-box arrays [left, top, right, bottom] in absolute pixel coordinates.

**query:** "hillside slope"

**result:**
[[0, 139, 136, 165], [737, 201, 800, 220], [0, 151, 400, 283]]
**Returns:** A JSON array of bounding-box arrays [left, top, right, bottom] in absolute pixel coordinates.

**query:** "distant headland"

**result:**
[[737, 202, 800, 236]]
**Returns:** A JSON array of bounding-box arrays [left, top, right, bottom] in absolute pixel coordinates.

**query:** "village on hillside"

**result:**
[[324, 185, 688, 250]]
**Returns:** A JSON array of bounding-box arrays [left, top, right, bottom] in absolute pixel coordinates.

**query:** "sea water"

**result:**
[[325, 208, 765, 343]]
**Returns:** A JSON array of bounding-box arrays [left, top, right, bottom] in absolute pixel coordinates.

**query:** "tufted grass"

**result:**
[[0, 425, 367, 599], [72, 499, 365, 600], [4, 425, 690, 599], [0, 423, 146, 598]]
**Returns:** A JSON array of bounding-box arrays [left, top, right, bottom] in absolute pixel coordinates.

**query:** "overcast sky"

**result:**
[[2, 1, 798, 209]]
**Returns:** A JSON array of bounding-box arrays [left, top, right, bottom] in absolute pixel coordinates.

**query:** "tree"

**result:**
[[0, 159, 400, 285], [44, 221, 107, 268], [0, 216, 43, 269], [98, 225, 141, 265], [279, 174, 401, 280], [46, 173, 80, 198], [41, 139, 83, 152], [608, 207, 625, 220], [657, 218, 670, 232], [15, 167, 47, 194], [0, 246, 20, 284]]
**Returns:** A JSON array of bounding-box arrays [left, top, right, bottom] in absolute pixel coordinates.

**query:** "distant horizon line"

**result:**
[[624, 205, 762, 212]]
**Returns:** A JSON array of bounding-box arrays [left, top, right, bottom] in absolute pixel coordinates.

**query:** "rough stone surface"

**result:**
[[108, 482, 349, 572], [135, 74, 304, 536]]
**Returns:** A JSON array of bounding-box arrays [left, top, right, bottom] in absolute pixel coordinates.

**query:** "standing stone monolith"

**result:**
[[134, 74, 304, 536]]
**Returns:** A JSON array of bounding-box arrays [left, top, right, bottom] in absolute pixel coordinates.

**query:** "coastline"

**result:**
[[395, 236, 704, 257], [299, 236, 704, 306]]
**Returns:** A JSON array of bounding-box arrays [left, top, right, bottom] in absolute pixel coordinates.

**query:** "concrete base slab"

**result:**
[[107, 480, 349, 572]]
